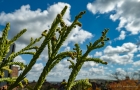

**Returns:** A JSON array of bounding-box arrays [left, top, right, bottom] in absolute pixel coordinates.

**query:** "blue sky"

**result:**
[[0, 0, 140, 82]]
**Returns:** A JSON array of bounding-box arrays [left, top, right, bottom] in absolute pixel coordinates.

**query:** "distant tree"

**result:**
[[109, 70, 140, 81]]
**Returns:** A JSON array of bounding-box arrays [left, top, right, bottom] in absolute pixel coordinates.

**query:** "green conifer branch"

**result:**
[[84, 57, 107, 65], [19, 52, 35, 55], [26, 46, 39, 51], [0, 77, 17, 82], [52, 11, 86, 58], [1, 66, 12, 74], [50, 53, 74, 69], [0, 24, 10, 58], [1, 23, 10, 40], [8, 6, 68, 90], [0, 23, 43, 80], [6, 36, 42, 62], [67, 62, 84, 90], [48, 41, 52, 59], [73, 44, 82, 61], [8, 29, 27, 45], [0, 36, 42, 71], [0, 5, 111, 90], [71, 79, 92, 90], [34, 51, 74, 90], [56, 26, 65, 43], [67, 59, 75, 69], [52, 51, 73, 60], [0, 23, 11, 62], [0, 77, 26, 88], [82, 29, 109, 58], [0, 71, 4, 77], [33, 9, 92, 90], [46, 6, 67, 40], [66, 29, 110, 90], [7, 62, 26, 70]]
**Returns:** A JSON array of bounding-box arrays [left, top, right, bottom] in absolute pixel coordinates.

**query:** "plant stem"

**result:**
[[8, 37, 50, 90], [66, 62, 84, 90], [33, 61, 51, 90]]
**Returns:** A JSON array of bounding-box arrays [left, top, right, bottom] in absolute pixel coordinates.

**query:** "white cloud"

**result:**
[[87, 0, 122, 14], [89, 67, 104, 75], [0, 2, 93, 46], [116, 68, 126, 75], [47, 59, 72, 81], [13, 55, 26, 69], [104, 42, 137, 54], [101, 42, 138, 65], [27, 63, 44, 81], [128, 68, 134, 71], [14, 55, 26, 64], [94, 51, 102, 57], [46, 59, 107, 81], [115, 30, 126, 40], [63, 27, 93, 46], [64, 46, 70, 51], [14, 42, 27, 52], [87, 0, 140, 35], [133, 60, 140, 67], [87, 55, 93, 58], [82, 61, 98, 68]]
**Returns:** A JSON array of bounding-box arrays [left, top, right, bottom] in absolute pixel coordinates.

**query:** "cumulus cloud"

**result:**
[[47, 59, 72, 81], [82, 61, 98, 68], [13, 55, 26, 70], [87, 0, 122, 14], [63, 27, 93, 46], [87, 0, 140, 35], [100, 42, 138, 65], [14, 42, 27, 52], [27, 63, 44, 81], [128, 68, 134, 71], [14, 55, 26, 64], [88, 67, 105, 76], [133, 60, 140, 67], [76, 65, 108, 80], [116, 68, 126, 75], [104, 42, 137, 54], [115, 30, 126, 40], [45, 59, 107, 81], [94, 51, 102, 57], [64, 46, 70, 51], [0, 2, 93, 46], [0, 1, 93, 66]]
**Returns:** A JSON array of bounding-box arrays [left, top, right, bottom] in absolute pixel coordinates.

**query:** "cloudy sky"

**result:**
[[0, 0, 140, 82]]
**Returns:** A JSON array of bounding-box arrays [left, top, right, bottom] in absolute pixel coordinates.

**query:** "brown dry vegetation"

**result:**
[[108, 79, 140, 90], [86, 78, 140, 90]]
